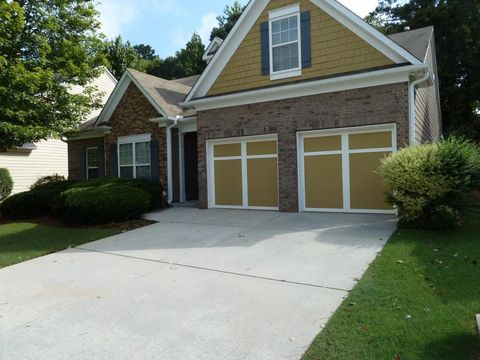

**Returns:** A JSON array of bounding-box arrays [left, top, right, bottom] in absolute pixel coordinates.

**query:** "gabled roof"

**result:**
[[172, 75, 201, 87], [388, 26, 434, 62], [95, 69, 196, 126], [185, 0, 422, 102]]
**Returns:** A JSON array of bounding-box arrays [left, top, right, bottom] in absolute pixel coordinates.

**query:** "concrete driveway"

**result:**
[[0, 208, 396, 360]]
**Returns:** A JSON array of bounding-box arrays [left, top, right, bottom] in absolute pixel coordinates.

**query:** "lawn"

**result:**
[[303, 201, 480, 360], [0, 222, 119, 268]]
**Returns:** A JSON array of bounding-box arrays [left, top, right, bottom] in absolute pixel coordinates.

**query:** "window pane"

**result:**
[[86, 148, 98, 167], [136, 166, 151, 180], [273, 43, 299, 72], [272, 33, 281, 46], [120, 166, 134, 179], [119, 143, 133, 165], [87, 168, 99, 179], [272, 20, 280, 33], [135, 142, 151, 165]]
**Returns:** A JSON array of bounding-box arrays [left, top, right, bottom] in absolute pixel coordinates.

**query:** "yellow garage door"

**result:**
[[301, 127, 395, 213], [211, 138, 278, 209]]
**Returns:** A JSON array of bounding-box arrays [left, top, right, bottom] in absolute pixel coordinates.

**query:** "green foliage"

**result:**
[[62, 185, 150, 225], [380, 137, 480, 228], [133, 44, 156, 60], [30, 174, 67, 190], [104, 36, 138, 80], [210, 1, 245, 41], [0, 169, 13, 202], [174, 33, 207, 77], [0, 0, 106, 151], [367, 0, 480, 140]]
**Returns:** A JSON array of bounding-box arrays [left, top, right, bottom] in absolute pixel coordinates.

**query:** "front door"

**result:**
[[184, 132, 198, 201]]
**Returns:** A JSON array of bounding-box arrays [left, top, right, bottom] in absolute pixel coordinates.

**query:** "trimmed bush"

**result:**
[[0, 168, 13, 202], [30, 174, 66, 190], [62, 184, 151, 225], [0, 181, 75, 219], [380, 137, 480, 229], [66, 177, 164, 210]]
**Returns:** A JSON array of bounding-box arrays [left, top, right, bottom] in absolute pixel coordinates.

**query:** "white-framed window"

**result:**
[[86, 147, 99, 179], [118, 134, 151, 180], [269, 4, 301, 80]]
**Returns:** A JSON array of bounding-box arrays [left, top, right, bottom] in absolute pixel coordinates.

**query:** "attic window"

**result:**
[[269, 4, 301, 80]]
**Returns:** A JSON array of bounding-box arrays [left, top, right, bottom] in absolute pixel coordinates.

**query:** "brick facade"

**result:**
[[68, 83, 168, 189], [197, 83, 409, 212], [104, 83, 167, 187], [68, 137, 105, 181]]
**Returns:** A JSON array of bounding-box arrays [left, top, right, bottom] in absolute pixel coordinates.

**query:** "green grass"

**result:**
[[303, 202, 480, 360], [0, 223, 119, 268]]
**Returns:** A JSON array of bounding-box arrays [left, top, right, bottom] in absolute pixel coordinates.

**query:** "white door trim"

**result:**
[[298, 123, 397, 214], [207, 134, 279, 210]]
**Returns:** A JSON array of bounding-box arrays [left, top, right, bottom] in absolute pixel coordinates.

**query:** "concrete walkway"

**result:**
[[0, 208, 396, 360]]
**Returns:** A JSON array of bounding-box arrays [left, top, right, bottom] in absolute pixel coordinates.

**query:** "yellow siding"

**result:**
[[208, 0, 393, 96]]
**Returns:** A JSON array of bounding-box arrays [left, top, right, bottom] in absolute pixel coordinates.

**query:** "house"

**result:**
[[0, 68, 117, 194], [68, 0, 441, 214]]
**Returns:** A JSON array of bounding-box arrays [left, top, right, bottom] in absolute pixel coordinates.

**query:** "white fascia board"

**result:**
[[95, 70, 168, 126], [311, 0, 421, 65], [203, 37, 224, 61], [182, 64, 428, 111], [185, 0, 270, 101]]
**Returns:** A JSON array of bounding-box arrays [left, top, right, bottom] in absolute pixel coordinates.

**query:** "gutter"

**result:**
[[150, 115, 183, 204], [408, 65, 430, 146]]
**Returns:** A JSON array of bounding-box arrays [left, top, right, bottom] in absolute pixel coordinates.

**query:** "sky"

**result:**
[[96, 0, 379, 58]]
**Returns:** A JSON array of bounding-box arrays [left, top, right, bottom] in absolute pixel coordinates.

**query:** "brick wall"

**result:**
[[198, 83, 409, 212], [68, 137, 105, 180], [104, 83, 167, 187]]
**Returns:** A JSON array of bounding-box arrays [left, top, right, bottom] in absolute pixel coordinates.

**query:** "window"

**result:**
[[269, 5, 301, 80], [86, 147, 99, 179], [118, 134, 151, 180]]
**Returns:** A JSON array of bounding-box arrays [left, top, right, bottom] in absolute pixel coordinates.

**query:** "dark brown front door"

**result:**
[[184, 132, 198, 201]]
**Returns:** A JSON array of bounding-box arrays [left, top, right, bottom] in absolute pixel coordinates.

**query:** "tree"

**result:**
[[0, 0, 105, 151], [367, 0, 480, 140], [176, 33, 207, 77], [104, 36, 138, 79], [210, 1, 245, 41], [133, 44, 156, 60]]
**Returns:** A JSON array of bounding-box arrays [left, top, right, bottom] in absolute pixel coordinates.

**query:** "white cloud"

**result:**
[[337, 0, 378, 17], [197, 13, 218, 44], [96, 0, 181, 39]]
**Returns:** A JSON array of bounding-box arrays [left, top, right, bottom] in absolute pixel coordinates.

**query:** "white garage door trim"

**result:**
[[297, 123, 397, 214], [206, 134, 279, 210]]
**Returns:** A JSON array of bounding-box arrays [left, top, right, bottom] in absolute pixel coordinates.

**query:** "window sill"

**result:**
[[270, 69, 302, 81]]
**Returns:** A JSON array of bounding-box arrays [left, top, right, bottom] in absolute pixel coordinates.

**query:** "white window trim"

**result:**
[[297, 124, 398, 215], [86, 147, 99, 180], [207, 134, 279, 211], [268, 4, 302, 81], [117, 133, 152, 180]]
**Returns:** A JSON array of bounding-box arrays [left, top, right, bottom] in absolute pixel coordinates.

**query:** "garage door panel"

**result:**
[[247, 141, 277, 156], [304, 155, 343, 209], [214, 159, 243, 206], [349, 131, 392, 150], [247, 158, 278, 207], [304, 135, 341, 152], [214, 143, 241, 158], [349, 152, 392, 210]]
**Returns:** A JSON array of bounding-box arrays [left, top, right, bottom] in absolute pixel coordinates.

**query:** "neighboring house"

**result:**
[[0, 68, 117, 194], [68, 0, 441, 215]]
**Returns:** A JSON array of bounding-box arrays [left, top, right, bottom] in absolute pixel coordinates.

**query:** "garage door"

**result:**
[[299, 125, 395, 213], [208, 136, 278, 210]]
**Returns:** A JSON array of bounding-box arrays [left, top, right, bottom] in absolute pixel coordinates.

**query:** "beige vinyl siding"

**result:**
[[208, 0, 393, 96], [0, 140, 68, 194], [414, 37, 442, 144]]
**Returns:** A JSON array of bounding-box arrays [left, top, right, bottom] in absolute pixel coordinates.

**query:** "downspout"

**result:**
[[408, 68, 430, 146], [166, 119, 178, 204]]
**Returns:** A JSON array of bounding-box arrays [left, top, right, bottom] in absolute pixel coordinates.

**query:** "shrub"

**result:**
[[62, 184, 151, 224], [380, 137, 480, 229], [66, 177, 164, 210], [0, 181, 75, 219], [30, 174, 66, 190], [0, 168, 13, 202]]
